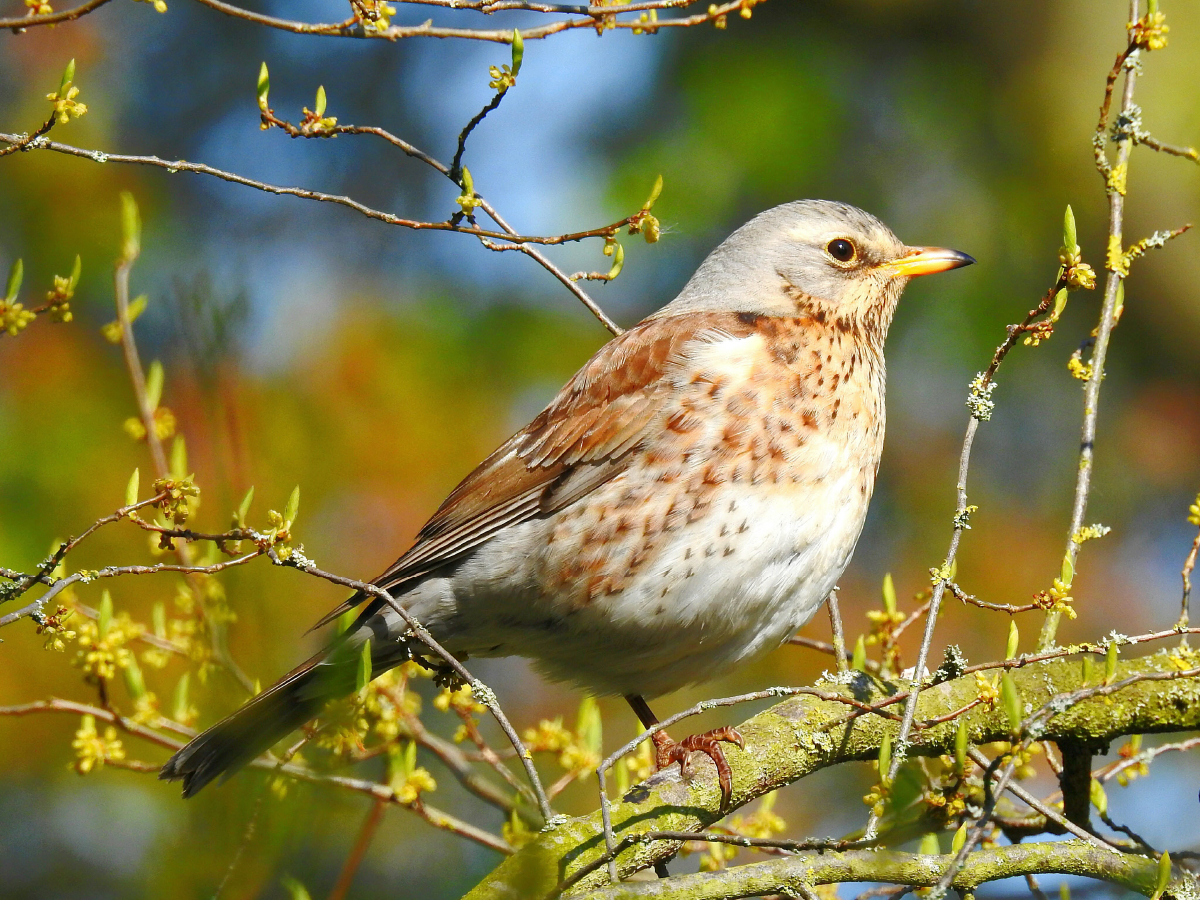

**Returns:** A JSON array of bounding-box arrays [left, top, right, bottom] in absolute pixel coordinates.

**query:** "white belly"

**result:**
[[396, 461, 873, 698]]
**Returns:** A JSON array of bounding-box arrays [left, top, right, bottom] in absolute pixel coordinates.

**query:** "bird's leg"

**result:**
[[623, 694, 744, 809]]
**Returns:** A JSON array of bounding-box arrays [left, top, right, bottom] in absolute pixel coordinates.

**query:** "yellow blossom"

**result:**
[[72, 715, 125, 773]]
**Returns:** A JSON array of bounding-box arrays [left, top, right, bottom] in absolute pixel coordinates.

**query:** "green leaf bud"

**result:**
[[237, 486, 254, 527], [951, 822, 968, 853], [1000, 672, 1023, 734], [173, 672, 190, 722], [125, 468, 140, 508], [257, 62, 270, 110], [511, 29, 524, 77], [882, 572, 897, 616], [145, 360, 164, 411], [284, 485, 300, 527], [4, 258, 21, 302], [851, 634, 866, 671], [1063, 204, 1078, 254], [119, 191, 141, 263]]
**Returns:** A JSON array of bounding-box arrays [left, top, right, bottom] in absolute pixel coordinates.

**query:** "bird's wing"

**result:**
[[312, 311, 757, 629]]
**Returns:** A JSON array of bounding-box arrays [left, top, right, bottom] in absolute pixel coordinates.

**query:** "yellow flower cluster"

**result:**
[[72, 715, 125, 774], [74, 613, 140, 682], [152, 475, 200, 525]]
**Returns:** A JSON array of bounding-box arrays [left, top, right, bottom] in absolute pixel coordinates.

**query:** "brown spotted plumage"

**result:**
[[161, 201, 973, 802]]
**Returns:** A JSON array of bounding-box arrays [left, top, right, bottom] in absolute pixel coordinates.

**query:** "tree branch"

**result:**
[[585, 842, 1177, 900], [464, 649, 1200, 899]]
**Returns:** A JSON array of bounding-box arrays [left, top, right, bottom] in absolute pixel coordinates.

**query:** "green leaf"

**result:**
[[126, 294, 148, 324], [1082, 654, 1095, 685], [1052, 287, 1069, 320], [97, 590, 113, 639], [1089, 777, 1108, 816], [951, 822, 968, 853], [1152, 851, 1171, 900], [954, 718, 969, 770], [1006, 620, 1019, 660], [1060, 554, 1075, 586], [60, 58, 76, 94], [882, 572, 897, 616], [124, 468, 140, 508], [1105, 641, 1119, 684], [170, 437, 188, 480], [877, 733, 892, 786], [1063, 204, 1077, 253], [1000, 672, 1023, 734], [280, 875, 312, 900], [119, 191, 141, 263], [145, 360, 164, 410], [1113, 280, 1125, 321], [314, 85, 327, 118], [173, 672, 190, 722], [510, 29, 524, 77], [918, 833, 940, 856], [236, 486, 254, 526], [460, 165, 475, 194], [257, 62, 270, 110], [284, 485, 300, 527], [152, 601, 166, 639], [851, 634, 866, 671], [607, 241, 625, 280], [644, 173, 663, 210], [576, 696, 603, 757], [68, 254, 82, 290], [400, 739, 417, 778], [5, 258, 22, 302], [123, 653, 145, 699], [356, 639, 372, 693]]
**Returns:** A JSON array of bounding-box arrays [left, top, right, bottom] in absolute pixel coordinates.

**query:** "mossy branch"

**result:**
[[466, 649, 1200, 899], [587, 842, 1197, 900]]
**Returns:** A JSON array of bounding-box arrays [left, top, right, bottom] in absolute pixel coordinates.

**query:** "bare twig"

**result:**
[[1037, 3, 1145, 651], [0, 0, 114, 30], [328, 799, 387, 900]]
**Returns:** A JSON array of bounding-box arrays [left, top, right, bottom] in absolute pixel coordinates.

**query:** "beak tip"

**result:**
[[889, 247, 977, 278]]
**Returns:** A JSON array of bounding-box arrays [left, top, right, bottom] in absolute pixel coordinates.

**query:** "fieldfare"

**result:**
[[161, 200, 973, 804]]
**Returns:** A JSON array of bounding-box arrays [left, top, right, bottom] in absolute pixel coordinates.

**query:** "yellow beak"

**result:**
[[881, 246, 976, 278]]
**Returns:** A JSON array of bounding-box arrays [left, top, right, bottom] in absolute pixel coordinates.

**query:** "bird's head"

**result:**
[[664, 200, 974, 337]]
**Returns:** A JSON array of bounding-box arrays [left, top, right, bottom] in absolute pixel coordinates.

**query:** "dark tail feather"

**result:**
[[160, 648, 354, 798]]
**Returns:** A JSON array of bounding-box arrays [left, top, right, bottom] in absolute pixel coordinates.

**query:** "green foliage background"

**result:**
[[1, 1, 1199, 896]]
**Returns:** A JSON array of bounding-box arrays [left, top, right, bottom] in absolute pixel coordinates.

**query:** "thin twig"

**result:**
[[0, 0, 114, 29], [827, 588, 849, 675], [1038, 6, 1142, 651], [328, 799, 387, 900]]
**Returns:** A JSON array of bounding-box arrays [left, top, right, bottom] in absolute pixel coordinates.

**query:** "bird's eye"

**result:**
[[826, 238, 857, 263]]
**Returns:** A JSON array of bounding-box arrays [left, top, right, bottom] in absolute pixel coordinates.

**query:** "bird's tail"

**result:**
[[160, 631, 391, 798]]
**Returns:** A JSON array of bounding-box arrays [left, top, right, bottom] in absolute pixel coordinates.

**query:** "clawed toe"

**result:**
[[652, 726, 745, 809]]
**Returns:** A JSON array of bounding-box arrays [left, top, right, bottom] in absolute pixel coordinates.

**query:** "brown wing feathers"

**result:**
[[312, 313, 756, 629]]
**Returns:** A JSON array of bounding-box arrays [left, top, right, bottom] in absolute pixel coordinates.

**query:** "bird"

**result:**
[[160, 200, 973, 806]]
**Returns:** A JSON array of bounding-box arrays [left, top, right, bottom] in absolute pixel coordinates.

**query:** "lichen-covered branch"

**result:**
[[465, 649, 1200, 899], [585, 842, 1193, 900]]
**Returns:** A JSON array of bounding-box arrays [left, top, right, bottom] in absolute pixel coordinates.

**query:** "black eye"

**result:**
[[827, 238, 856, 263]]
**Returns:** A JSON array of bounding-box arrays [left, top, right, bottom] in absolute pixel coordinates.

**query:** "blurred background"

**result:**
[[1, 0, 1199, 897]]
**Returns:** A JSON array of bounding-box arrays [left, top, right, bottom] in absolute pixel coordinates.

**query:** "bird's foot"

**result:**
[[651, 726, 745, 809]]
